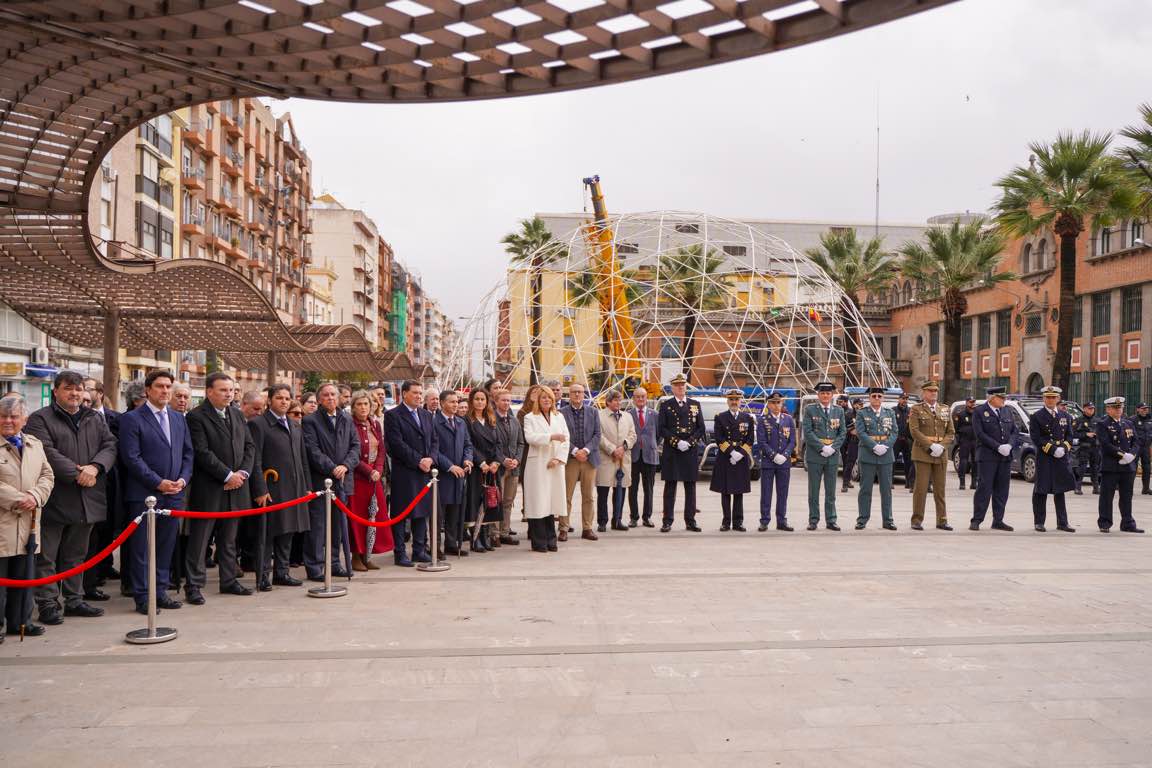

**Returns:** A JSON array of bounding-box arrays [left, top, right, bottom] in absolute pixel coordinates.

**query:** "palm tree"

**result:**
[[804, 228, 899, 386], [899, 218, 1012, 404], [994, 131, 1139, 391], [658, 245, 726, 383], [1120, 103, 1152, 216], [501, 216, 556, 384]]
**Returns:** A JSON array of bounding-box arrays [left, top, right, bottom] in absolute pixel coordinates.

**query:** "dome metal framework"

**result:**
[[0, 0, 953, 399]]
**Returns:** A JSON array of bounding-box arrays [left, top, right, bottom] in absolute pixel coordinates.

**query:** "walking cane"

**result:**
[[256, 468, 278, 592]]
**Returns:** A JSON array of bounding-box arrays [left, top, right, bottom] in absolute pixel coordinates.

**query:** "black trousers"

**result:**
[[720, 494, 744, 527], [1139, 447, 1152, 491], [1099, 471, 1137, 530], [840, 441, 858, 487], [1031, 493, 1069, 528], [1075, 445, 1100, 489], [0, 554, 33, 635], [185, 516, 240, 590], [895, 438, 916, 488], [596, 485, 627, 526], [628, 462, 657, 522], [662, 480, 697, 526], [127, 503, 178, 604], [442, 503, 464, 552], [263, 532, 293, 579], [526, 515, 557, 551], [955, 438, 977, 485]]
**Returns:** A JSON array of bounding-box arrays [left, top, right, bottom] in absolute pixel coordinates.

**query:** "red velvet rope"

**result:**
[[334, 483, 429, 529], [169, 492, 318, 519], [0, 520, 140, 587]]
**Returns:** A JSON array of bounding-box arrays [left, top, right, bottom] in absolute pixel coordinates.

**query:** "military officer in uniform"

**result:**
[[953, 397, 978, 490], [893, 393, 916, 492], [802, 382, 846, 531], [1073, 401, 1100, 494], [971, 386, 1016, 531], [1029, 386, 1076, 533], [710, 389, 754, 532], [909, 381, 955, 530], [1134, 403, 1152, 494], [657, 374, 706, 533], [854, 387, 899, 530], [838, 395, 858, 492], [757, 392, 795, 532], [1097, 397, 1145, 534]]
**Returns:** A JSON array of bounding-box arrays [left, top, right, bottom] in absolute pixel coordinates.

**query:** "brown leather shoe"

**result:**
[[351, 554, 369, 572], [363, 557, 380, 570], [557, 527, 568, 542], [582, 529, 599, 541]]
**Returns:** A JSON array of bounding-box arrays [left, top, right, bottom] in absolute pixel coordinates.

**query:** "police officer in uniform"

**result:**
[[1029, 386, 1076, 533], [909, 381, 955, 530], [711, 389, 754, 532], [953, 397, 978, 490], [802, 382, 846, 531], [1134, 403, 1152, 494], [838, 395, 858, 492], [855, 387, 898, 530], [757, 392, 795, 532], [1073, 401, 1100, 495], [1097, 397, 1145, 534], [970, 386, 1016, 531], [893, 393, 916, 492], [657, 374, 706, 533]]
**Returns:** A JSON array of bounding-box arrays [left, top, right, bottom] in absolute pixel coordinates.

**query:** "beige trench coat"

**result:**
[[0, 434, 55, 557], [596, 409, 637, 487]]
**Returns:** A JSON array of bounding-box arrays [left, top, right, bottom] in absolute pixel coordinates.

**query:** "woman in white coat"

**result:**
[[521, 387, 569, 553]]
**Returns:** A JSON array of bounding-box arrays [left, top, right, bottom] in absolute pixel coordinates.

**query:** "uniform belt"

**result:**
[[820, 438, 833, 445]]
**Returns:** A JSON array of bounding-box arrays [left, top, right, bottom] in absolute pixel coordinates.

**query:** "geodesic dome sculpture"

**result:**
[[444, 212, 896, 395]]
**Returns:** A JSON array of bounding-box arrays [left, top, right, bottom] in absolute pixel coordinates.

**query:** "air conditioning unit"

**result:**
[[101, 165, 117, 182], [30, 347, 50, 365]]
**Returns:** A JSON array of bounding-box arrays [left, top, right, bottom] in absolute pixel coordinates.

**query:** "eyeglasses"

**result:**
[[288, 411, 302, 417]]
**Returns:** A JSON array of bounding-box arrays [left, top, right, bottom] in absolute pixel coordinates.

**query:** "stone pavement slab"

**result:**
[[1, 477, 1150, 766]]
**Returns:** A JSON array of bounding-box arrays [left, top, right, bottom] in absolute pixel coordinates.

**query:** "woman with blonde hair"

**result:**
[[521, 387, 569, 552], [348, 390, 391, 570]]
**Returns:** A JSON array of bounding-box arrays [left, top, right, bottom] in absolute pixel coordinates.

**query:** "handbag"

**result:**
[[483, 473, 502, 511]]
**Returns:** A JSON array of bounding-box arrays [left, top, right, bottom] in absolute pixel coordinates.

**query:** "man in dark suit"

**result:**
[[434, 390, 473, 555], [248, 383, 310, 589], [117, 369, 193, 614], [301, 383, 357, 580], [627, 388, 659, 528], [81, 377, 120, 601], [184, 371, 256, 604], [970, 386, 1016, 532], [1029, 386, 1076, 533], [384, 380, 439, 566], [658, 374, 706, 533]]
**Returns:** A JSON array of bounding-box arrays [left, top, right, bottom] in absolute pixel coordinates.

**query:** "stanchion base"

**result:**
[[307, 585, 348, 598], [125, 627, 178, 645], [416, 562, 451, 572]]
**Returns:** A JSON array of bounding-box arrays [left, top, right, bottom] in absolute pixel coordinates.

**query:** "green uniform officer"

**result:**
[[802, 381, 846, 530], [855, 386, 899, 530]]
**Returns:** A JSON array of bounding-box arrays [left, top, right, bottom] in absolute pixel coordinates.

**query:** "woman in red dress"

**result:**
[[349, 390, 392, 571]]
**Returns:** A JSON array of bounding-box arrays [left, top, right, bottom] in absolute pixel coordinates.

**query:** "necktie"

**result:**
[[614, 411, 620, 421], [280, 416, 289, 431], [638, 409, 645, 429], [824, 407, 829, 419], [157, 408, 171, 443], [6, 434, 22, 456], [412, 408, 421, 427], [448, 416, 455, 431]]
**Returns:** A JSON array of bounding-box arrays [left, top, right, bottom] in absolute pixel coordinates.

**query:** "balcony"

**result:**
[[891, 359, 913, 376], [220, 149, 242, 178], [181, 213, 205, 236], [858, 302, 892, 321], [181, 166, 205, 190], [183, 121, 205, 146]]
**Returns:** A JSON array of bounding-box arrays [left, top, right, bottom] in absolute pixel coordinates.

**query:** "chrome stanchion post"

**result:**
[[308, 479, 347, 598], [126, 496, 178, 644], [417, 468, 450, 572]]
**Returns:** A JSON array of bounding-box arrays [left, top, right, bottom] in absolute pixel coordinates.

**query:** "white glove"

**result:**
[[872, 444, 888, 456], [729, 451, 744, 465], [929, 443, 944, 458], [820, 445, 835, 458], [1072, 439, 1080, 446], [773, 453, 788, 466], [1121, 452, 1136, 465], [1054, 446, 1066, 459], [997, 444, 1012, 457], [676, 440, 690, 452]]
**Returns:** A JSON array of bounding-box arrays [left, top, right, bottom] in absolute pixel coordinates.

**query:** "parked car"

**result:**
[[948, 396, 1083, 483]]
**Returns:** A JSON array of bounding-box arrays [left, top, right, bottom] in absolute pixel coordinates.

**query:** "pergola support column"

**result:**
[[267, 351, 278, 387], [103, 308, 120, 410]]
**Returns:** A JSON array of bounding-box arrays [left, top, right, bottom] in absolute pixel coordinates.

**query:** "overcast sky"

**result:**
[[281, 0, 1151, 321]]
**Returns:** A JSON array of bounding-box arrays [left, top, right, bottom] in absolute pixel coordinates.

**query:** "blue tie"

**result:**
[[156, 408, 171, 443], [6, 434, 22, 455]]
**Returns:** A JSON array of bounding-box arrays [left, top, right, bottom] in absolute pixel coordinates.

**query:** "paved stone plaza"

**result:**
[[2, 476, 1150, 767]]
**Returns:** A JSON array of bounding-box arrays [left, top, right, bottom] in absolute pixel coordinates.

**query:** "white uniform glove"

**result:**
[[820, 445, 835, 458], [676, 440, 690, 452], [997, 444, 1012, 457], [872, 444, 888, 456], [729, 451, 744, 465], [929, 443, 944, 458], [773, 453, 788, 466], [1054, 446, 1066, 459], [1121, 452, 1136, 465]]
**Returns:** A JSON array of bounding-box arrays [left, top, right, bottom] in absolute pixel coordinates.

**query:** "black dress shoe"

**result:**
[[1057, 525, 1076, 533], [412, 553, 432, 564], [1034, 525, 1046, 532], [733, 525, 746, 532], [937, 523, 953, 531], [1142, 489, 1152, 495], [806, 523, 818, 531], [393, 560, 415, 568], [659, 524, 671, 532], [1092, 488, 1099, 495], [969, 523, 980, 531], [991, 522, 1014, 532], [220, 583, 253, 596], [64, 602, 104, 618], [826, 523, 841, 531], [134, 603, 151, 616], [500, 535, 521, 545], [257, 580, 273, 593], [854, 522, 866, 530], [883, 522, 897, 531], [185, 587, 205, 605], [757, 524, 768, 532], [777, 524, 794, 532], [157, 594, 183, 610], [10, 622, 46, 637], [1074, 489, 1083, 495], [597, 524, 607, 533], [719, 524, 730, 532], [273, 575, 303, 587], [547, 544, 558, 551], [38, 606, 63, 625], [642, 520, 655, 528], [1121, 526, 1146, 533], [628, 520, 638, 528], [686, 523, 702, 532], [331, 568, 352, 578], [911, 523, 924, 531], [1099, 527, 1111, 533], [445, 547, 469, 557], [83, 589, 110, 602], [568, 526, 575, 533]]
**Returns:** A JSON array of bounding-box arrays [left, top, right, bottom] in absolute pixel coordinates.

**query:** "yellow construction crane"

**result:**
[[581, 175, 662, 398]]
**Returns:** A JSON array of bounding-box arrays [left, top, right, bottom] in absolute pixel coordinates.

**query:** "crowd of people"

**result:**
[[0, 370, 1145, 643]]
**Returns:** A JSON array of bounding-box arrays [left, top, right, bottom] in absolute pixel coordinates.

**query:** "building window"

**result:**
[[978, 314, 991, 349], [141, 220, 158, 254], [1091, 292, 1111, 336], [889, 336, 898, 359], [1068, 372, 1082, 405], [961, 318, 972, 351], [1089, 370, 1110, 410], [617, 242, 639, 255], [1024, 313, 1043, 336], [1020, 242, 1032, 273], [1073, 295, 1083, 337], [1035, 239, 1048, 270], [745, 340, 765, 365], [1099, 227, 1112, 255], [1119, 369, 1141, 406], [929, 323, 940, 355], [674, 223, 699, 234], [660, 338, 680, 359], [1133, 219, 1145, 244], [136, 149, 159, 201], [160, 217, 173, 260], [722, 245, 746, 257], [996, 310, 1011, 347], [1122, 286, 1142, 333]]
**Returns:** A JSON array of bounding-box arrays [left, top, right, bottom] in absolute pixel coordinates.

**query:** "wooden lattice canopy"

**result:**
[[0, 0, 955, 370]]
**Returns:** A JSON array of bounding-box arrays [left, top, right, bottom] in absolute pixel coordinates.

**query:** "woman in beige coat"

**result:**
[[0, 394, 55, 640]]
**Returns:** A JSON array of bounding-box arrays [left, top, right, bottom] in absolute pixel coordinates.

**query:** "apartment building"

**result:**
[[310, 194, 380, 342]]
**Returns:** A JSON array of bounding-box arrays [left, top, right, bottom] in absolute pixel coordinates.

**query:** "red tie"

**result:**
[[638, 409, 645, 429]]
